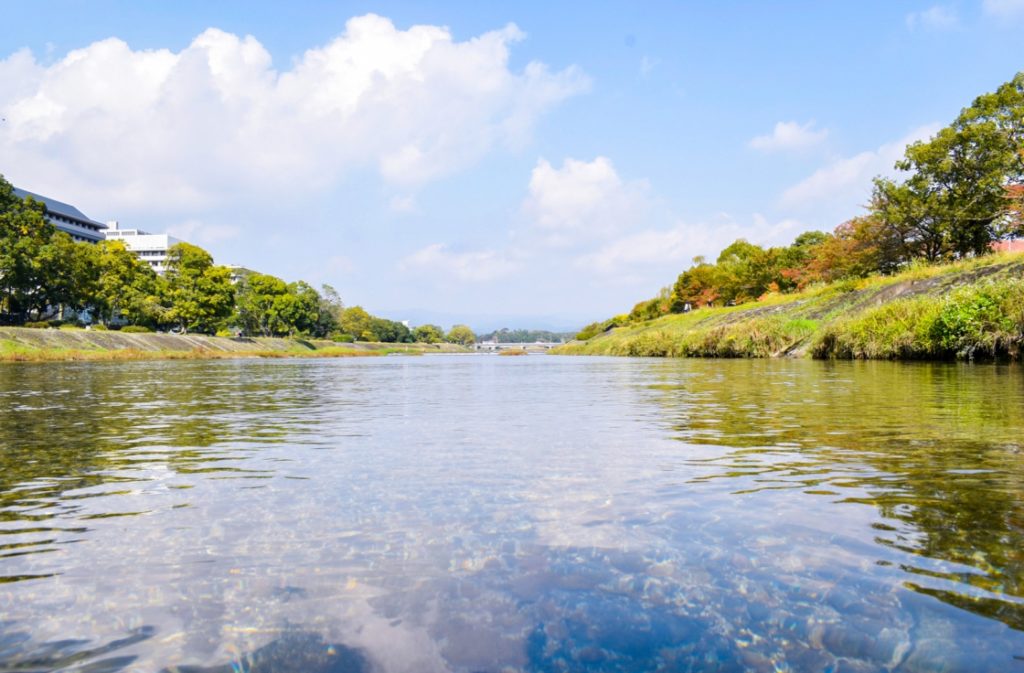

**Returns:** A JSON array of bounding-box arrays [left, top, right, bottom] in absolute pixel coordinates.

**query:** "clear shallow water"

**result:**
[[0, 355, 1022, 672]]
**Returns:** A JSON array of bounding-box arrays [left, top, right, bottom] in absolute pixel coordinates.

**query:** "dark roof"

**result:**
[[13, 187, 106, 228]]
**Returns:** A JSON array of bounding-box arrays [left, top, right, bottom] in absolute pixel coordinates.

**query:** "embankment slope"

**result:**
[[0, 329, 469, 362], [554, 253, 1024, 361]]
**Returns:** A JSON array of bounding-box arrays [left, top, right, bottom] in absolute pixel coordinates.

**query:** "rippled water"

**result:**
[[0, 355, 1022, 672]]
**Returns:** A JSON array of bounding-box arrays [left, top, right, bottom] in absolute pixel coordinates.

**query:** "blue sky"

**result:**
[[2, 2, 1023, 330]]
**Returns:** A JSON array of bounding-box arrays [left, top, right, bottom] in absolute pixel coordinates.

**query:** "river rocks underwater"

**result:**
[[1, 356, 1022, 671]]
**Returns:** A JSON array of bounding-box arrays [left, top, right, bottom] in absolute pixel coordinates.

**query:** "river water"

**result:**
[[0, 355, 1022, 672]]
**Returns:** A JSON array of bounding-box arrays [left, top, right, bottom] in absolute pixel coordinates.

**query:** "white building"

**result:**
[[103, 221, 181, 275], [14, 188, 107, 243]]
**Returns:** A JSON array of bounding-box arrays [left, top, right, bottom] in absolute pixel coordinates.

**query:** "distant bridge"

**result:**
[[474, 341, 563, 352]]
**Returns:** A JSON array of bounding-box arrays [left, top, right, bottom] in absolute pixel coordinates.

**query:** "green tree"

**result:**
[[233, 272, 289, 336], [446, 324, 476, 345], [0, 177, 55, 322], [315, 284, 344, 337], [413, 324, 445, 343], [93, 240, 161, 326], [39, 233, 99, 320], [872, 72, 1024, 260], [340, 306, 376, 341], [162, 242, 234, 333], [279, 281, 322, 336]]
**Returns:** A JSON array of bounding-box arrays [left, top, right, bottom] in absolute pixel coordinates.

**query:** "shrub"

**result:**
[[47, 320, 63, 328], [24, 321, 50, 329], [929, 279, 1024, 359], [330, 333, 355, 343], [90, 323, 109, 331], [122, 325, 154, 333]]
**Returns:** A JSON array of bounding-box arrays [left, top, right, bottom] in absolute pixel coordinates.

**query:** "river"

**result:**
[[1, 355, 1022, 672]]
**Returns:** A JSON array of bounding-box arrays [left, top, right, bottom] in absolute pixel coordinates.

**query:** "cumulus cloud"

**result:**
[[749, 121, 828, 152], [165, 219, 241, 246], [576, 215, 805, 275], [906, 6, 959, 30], [0, 15, 588, 215], [399, 243, 517, 282], [522, 156, 649, 245], [779, 124, 940, 210], [983, 0, 1024, 16]]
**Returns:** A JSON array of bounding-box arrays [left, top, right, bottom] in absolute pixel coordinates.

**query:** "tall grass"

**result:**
[[556, 253, 1024, 362], [813, 278, 1024, 360]]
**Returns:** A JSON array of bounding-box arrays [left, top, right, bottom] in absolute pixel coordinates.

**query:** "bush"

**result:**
[[47, 319, 63, 328], [24, 321, 50, 329], [90, 323, 108, 331], [121, 325, 153, 333], [215, 328, 232, 337], [330, 333, 355, 343], [929, 279, 1024, 359]]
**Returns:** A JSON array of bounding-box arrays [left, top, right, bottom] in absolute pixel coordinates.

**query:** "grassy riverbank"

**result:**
[[0, 327, 471, 362], [554, 252, 1024, 361]]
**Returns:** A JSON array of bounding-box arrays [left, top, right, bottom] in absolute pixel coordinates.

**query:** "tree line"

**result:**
[[0, 176, 477, 343], [580, 72, 1024, 339]]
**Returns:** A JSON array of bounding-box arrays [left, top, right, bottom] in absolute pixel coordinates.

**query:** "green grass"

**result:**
[[555, 252, 1024, 361]]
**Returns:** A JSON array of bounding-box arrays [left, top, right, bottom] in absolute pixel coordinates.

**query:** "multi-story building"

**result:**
[[13, 188, 107, 243], [103, 221, 181, 275]]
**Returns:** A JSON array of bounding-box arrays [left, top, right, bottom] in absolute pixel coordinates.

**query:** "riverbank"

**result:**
[[0, 328, 471, 362], [554, 252, 1024, 361]]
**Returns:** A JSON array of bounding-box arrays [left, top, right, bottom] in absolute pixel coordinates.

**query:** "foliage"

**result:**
[[413, 324, 445, 343], [559, 254, 1024, 362], [477, 328, 574, 343], [162, 243, 235, 334], [445, 324, 476, 345], [0, 178, 56, 322], [870, 72, 1024, 261], [94, 240, 162, 326], [121, 325, 153, 333]]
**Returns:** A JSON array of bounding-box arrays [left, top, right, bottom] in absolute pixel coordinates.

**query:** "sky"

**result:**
[[2, 2, 1023, 331]]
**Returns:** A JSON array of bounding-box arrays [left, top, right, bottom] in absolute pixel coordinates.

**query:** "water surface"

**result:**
[[0, 356, 1022, 672]]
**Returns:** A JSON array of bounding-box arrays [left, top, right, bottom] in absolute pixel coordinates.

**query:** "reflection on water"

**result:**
[[0, 356, 1022, 672]]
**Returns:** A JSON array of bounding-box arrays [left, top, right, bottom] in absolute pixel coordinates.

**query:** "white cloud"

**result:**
[[749, 121, 828, 152], [399, 243, 517, 282], [906, 6, 959, 30], [0, 15, 588, 215], [576, 215, 806, 275], [639, 56, 660, 78], [166, 219, 241, 246], [779, 124, 940, 210], [388, 194, 418, 214], [983, 0, 1024, 16], [522, 156, 650, 245]]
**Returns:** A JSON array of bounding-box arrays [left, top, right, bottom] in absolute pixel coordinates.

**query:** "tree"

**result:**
[[413, 324, 445, 343], [163, 242, 234, 333], [39, 233, 98, 320], [339, 306, 376, 341], [93, 240, 161, 326], [872, 72, 1024, 259], [234, 272, 288, 336], [671, 257, 721, 309], [315, 284, 344, 337], [446, 324, 476, 345], [279, 281, 321, 336], [0, 177, 55, 322]]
